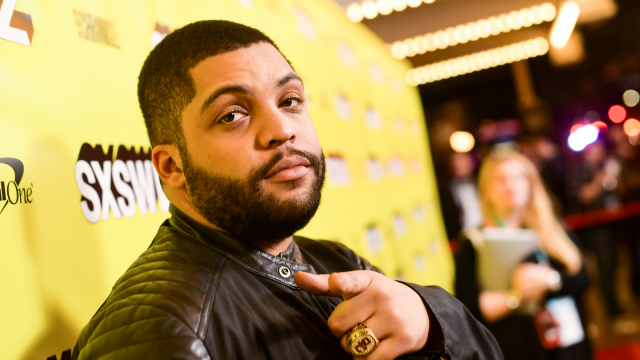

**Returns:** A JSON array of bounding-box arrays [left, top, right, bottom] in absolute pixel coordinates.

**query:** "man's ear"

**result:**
[[152, 144, 185, 189]]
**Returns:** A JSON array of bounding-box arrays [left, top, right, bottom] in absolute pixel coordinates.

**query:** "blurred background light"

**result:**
[[409, 38, 549, 85], [392, 0, 407, 11], [592, 120, 608, 132], [624, 118, 640, 137], [362, 0, 379, 19], [584, 110, 601, 121], [450, 131, 475, 152], [377, 0, 394, 15], [346, 3, 364, 22], [389, 3, 556, 59], [623, 89, 640, 107], [608, 105, 627, 123], [346, 0, 434, 22], [550, 1, 580, 49], [568, 124, 599, 151]]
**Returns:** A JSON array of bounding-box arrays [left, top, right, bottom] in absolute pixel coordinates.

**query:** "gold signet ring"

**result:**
[[346, 323, 379, 356]]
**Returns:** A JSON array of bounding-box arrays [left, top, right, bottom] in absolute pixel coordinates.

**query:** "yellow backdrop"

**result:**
[[0, 0, 452, 358]]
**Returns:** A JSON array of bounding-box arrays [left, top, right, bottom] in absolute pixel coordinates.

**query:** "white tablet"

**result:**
[[476, 227, 540, 291]]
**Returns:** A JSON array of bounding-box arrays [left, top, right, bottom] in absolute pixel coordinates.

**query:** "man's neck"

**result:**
[[172, 197, 293, 256]]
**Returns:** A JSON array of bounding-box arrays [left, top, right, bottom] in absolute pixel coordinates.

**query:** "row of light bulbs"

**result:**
[[391, 3, 557, 60], [406, 38, 550, 86], [346, 0, 435, 23]]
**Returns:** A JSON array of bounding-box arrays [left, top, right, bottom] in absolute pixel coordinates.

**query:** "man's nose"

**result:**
[[256, 107, 296, 149]]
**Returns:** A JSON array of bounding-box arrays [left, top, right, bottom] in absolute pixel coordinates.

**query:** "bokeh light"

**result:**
[[408, 38, 548, 84], [568, 124, 599, 151], [584, 110, 601, 121], [624, 118, 640, 137], [377, 0, 394, 15], [361, 0, 379, 19], [592, 120, 608, 132], [450, 131, 475, 152], [570, 123, 582, 133], [550, 1, 580, 49], [623, 89, 640, 107], [346, 3, 364, 22], [608, 105, 627, 123]]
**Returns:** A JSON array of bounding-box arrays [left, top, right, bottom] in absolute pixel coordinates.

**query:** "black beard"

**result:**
[[182, 148, 325, 244]]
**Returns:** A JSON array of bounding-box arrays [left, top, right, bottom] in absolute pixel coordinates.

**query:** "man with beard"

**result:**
[[71, 21, 501, 360]]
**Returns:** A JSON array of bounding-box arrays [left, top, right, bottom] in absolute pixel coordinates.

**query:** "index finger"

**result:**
[[295, 271, 376, 300], [328, 271, 375, 300]]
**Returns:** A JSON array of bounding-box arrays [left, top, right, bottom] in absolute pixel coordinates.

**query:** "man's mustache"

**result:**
[[250, 149, 325, 183]]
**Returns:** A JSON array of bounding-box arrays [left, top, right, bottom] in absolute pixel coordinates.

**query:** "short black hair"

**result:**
[[138, 20, 283, 152]]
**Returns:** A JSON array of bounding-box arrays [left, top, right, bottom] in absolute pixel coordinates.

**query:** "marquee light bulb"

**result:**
[[540, 3, 557, 21], [406, 38, 549, 85], [550, 1, 580, 49], [361, 0, 379, 19], [391, 3, 556, 59], [377, 0, 394, 15], [392, 0, 407, 11], [346, 4, 364, 22]]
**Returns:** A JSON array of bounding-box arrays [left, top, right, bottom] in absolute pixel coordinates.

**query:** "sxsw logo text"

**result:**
[[75, 143, 169, 224], [0, 157, 33, 214]]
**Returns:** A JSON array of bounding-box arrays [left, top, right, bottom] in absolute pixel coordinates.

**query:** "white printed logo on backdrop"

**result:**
[[393, 214, 407, 238], [295, 7, 315, 41], [413, 204, 426, 223], [338, 42, 357, 67], [369, 64, 384, 84], [75, 143, 169, 224], [392, 116, 405, 133], [235, 0, 254, 8], [365, 107, 383, 129], [151, 23, 171, 47], [366, 225, 384, 254], [335, 94, 353, 120], [388, 156, 405, 177], [0, 0, 33, 46], [366, 158, 385, 182], [327, 155, 351, 186]]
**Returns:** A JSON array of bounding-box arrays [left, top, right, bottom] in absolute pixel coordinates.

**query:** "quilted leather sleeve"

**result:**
[[72, 226, 226, 360], [403, 284, 503, 360]]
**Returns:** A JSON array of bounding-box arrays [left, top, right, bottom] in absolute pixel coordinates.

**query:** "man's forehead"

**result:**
[[189, 42, 295, 90]]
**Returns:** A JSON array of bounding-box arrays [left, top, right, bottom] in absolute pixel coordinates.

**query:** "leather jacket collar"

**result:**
[[168, 205, 317, 289]]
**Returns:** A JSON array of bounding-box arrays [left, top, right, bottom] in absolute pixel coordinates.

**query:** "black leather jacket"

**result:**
[[72, 206, 502, 360]]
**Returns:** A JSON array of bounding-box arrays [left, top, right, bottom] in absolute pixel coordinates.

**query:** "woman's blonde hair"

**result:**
[[477, 150, 582, 275]]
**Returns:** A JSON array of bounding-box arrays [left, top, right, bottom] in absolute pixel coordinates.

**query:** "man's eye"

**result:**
[[281, 97, 300, 107], [219, 110, 245, 123]]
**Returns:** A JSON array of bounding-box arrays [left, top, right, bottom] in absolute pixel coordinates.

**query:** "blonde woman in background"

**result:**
[[454, 151, 592, 360]]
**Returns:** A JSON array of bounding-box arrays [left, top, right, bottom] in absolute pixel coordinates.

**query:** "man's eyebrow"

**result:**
[[277, 72, 303, 88], [200, 84, 251, 115]]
